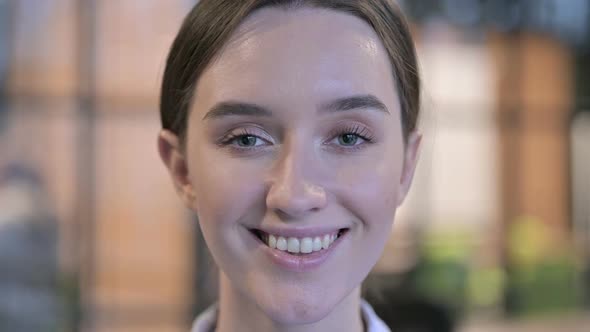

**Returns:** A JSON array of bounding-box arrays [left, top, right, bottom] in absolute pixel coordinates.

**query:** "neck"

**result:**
[[215, 272, 364, 332]]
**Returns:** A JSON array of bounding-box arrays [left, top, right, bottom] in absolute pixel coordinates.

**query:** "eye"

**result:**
[[218, 127, 273, 150], [326, 124, 374, 150], [337, 133, 362, 146], [234, 135, 265, 147]]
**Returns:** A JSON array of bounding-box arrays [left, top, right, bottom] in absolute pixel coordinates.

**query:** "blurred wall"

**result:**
[[4, 1, 197, 331]]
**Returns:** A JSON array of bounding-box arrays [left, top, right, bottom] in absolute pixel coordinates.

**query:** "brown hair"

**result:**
[[160, 0, 420, 145]]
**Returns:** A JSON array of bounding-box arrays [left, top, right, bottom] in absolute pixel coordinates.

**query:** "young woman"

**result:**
[[158, 1, 421, 331]]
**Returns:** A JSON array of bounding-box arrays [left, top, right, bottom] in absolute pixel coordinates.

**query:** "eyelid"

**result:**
[[325, 123, 375, 142], [320, 122, 376, 154], [218, 125, 274, 145]]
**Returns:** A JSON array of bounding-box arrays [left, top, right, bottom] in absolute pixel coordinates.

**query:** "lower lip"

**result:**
[[252, 230, 348, 272]]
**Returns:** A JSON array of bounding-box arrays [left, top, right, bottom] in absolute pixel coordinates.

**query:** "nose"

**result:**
[[265, 145, 327, 220]]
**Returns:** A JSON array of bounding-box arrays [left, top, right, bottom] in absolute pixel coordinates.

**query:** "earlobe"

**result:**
[[397, 131, 422, 206], [157, 130, 196, 209]]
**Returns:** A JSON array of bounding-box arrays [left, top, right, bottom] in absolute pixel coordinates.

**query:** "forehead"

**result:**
[[194, 7, 399, 116]]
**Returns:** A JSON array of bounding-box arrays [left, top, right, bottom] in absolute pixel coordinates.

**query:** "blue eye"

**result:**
[[338, 133, 361, 146], [227, 134, 269, 148], [235, 135, 260, 147], [219, 128, 272, 150], [328, 124, 374, 150]]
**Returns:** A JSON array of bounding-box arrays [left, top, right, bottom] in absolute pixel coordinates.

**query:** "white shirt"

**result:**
[[191, 298, 391, 332]]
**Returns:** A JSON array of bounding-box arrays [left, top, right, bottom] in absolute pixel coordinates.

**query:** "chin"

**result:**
[[262, 299, 334, 325], [252, 282, 345, 326]]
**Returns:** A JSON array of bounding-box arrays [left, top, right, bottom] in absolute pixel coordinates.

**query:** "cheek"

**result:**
[[334, 154, 402, 228], [188, 146, 266, 232]]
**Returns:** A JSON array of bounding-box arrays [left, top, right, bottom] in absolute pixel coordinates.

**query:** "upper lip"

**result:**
[[249, 225, 349, 238]]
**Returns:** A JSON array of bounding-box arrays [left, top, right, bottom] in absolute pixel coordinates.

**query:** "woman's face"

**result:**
[[162, 7, 420, 325]]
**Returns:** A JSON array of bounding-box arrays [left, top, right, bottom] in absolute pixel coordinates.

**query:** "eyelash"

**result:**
[[326, 124, 375, 151], [217, 124, 375, 152], [218, 128, 270, 148]]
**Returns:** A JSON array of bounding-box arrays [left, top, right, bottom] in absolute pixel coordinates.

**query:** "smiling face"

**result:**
[[159, 6, 420, 326]]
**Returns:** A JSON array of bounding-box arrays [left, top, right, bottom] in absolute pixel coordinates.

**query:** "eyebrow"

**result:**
[[319, 94, 390, 115], [202, 102, 272, 120], [202, 94, 389, 120]]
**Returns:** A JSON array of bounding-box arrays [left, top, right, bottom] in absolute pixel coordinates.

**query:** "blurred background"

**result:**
[[0, 0, 589, 331]]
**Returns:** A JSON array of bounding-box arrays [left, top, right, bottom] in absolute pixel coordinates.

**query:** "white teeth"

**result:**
[[322, 235, 331, 249], [313, 237, 323, 251], [264, 232, 342, 253], [276, 237, 287, 251], [300, 237, 313, 254], [287, 237, 300, 253], [269, 235, 277, 249]]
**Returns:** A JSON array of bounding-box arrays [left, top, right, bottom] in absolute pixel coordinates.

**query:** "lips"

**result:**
[[248, 227, 349, 272], [251, 228, 348, 254]]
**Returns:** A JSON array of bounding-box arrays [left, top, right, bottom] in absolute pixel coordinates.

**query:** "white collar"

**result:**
[[191, 298, 390, 332]]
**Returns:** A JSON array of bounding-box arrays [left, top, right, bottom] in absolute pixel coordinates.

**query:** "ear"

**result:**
[[397, 131, 422, 206], [157, 130, 197, 210]]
